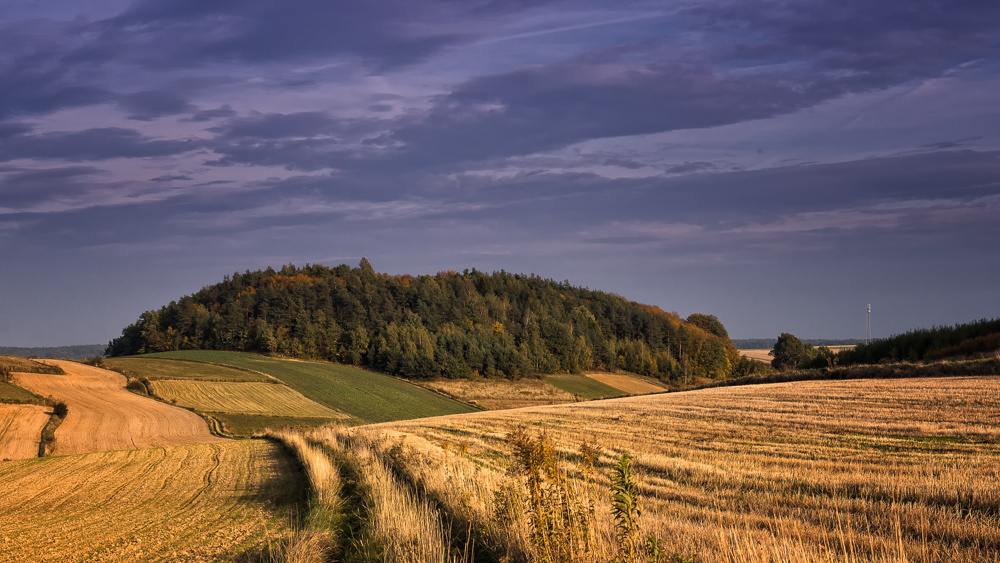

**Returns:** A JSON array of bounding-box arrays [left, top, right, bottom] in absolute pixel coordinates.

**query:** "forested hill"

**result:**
[[107, 261, 759, 381]]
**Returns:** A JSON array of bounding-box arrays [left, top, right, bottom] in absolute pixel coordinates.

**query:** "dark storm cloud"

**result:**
[[0, 123, 33, 138], [118, 90, 196, 121], [0, 128, 205, 162], [213, 112, 343, 139], [666, 162, 715, 174], [184, 105, 238, 123], [0, 165, 108, 204], [692, 0, 1000, 77], [149, 174, 193, 182], [921, 137, 984, 150], [0, 63, 113, 120], [102, 0, 488, 69]]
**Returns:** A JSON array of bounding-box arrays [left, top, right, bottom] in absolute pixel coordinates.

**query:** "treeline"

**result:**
[[0, 345, 107, 360], [836, 317, 1000, 365], [107, 261, 763, 381], [732, 338, 862, 350]]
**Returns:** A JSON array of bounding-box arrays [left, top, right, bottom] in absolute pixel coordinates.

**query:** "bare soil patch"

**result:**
[[13, 360, 226, 455], [0, 404, 49, 460], [583, 371, 665, 394]]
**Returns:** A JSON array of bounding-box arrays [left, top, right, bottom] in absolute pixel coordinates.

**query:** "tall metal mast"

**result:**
[[866, 304, 871, 345]]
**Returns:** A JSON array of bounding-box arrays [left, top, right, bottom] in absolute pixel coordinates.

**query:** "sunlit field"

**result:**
[[275, 376, 1000, 562]]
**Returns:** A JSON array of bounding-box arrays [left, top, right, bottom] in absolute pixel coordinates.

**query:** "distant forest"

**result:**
[[0, 344, 106, 359], [107, 261, 765, 381], [836, 317, 1000, 365], [732, 338, 863, 350]]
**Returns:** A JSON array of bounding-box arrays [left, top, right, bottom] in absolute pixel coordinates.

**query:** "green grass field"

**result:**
[[545, 373, 626, 399], [103, 356, 268, 382], [0, 381, 41, 403], [143, 351, 480, 423]]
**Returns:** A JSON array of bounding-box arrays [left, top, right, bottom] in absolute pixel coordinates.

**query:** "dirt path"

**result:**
[[13, 360, 226, 456], [0, 404, 50, 460]]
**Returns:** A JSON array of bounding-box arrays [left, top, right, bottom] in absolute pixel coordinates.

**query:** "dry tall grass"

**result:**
[[264, 429, 342, 563], [340, 376, 1000, 563], [312, 427, 466, 563]]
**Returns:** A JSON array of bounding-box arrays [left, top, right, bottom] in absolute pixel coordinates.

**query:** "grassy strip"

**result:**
[[147, 351, 480, 423], [263, 429, 344, 563], [331, 432, 457, 563], [37, 401, 68, 457], [0, 355, 65, 375], [0, 381, 44, 404], [344, 428, 526, 563]]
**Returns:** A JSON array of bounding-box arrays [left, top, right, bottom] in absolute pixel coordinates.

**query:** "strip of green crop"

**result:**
[[146, 351, 479, 423]]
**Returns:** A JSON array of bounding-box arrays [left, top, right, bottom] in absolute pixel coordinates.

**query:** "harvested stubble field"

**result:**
[[315, 376, 1000, 563], [0, 440, 303, 562], [583, 371, 666, 394], [422, 377, 577, 409], [149, 380, 346, 419], [0, 404, 50, 460], [739, 348, 774, 362], [13, 360, 226, 455], [103, 356, 270, 382]]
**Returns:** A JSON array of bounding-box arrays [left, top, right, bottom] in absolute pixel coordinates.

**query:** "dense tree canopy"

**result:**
[[770, 333, 806, 370], [107, 261, 747, 381]]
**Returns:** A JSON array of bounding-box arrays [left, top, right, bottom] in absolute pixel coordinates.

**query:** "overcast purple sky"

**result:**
[[1, 0, 999, 347]]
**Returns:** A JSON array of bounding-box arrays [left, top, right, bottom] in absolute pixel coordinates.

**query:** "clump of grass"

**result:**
[[82, 355, 106, 368]]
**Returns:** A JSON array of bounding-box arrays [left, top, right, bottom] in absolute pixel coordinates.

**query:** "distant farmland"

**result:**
[[149, 379, 345, 418], [144, 351, 479, 423]]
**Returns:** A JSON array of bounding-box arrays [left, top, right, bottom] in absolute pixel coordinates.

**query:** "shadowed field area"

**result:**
[[13, 360, 226, 455], [0, 440, 303, 562]]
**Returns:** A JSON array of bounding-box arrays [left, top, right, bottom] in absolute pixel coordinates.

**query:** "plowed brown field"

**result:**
[[0, 440, 301, 562], [0, 404, 49, 460], [13, 360, 226, 455]]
